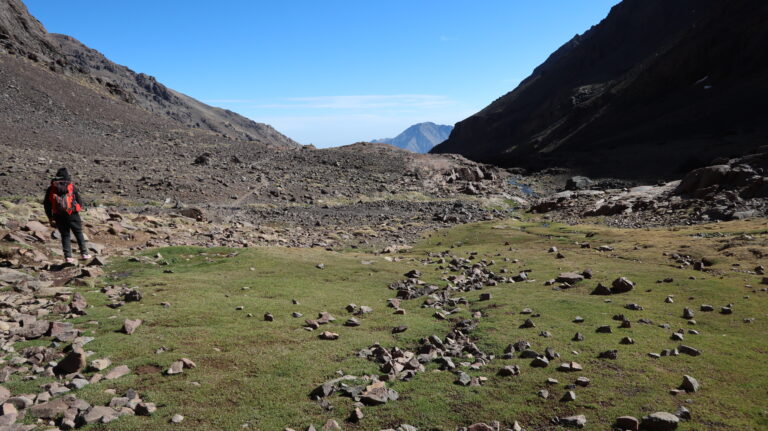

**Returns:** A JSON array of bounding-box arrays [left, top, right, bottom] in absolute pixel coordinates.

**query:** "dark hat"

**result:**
[[55, 167, 70, 180]]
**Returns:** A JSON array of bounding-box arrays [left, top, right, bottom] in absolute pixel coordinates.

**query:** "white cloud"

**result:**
[[206, 94, 455, 110]]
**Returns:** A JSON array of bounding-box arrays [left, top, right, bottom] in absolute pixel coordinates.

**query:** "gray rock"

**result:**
[[556, 272, 584, 284], [560, 414, 587, 428], [674, 406, 691, 421], [167, 361, 184, 375], [591, 283, 611, 295], [80, 406, 119, 425], [104, 365, 130, 380], [680, 375, 699, 392], [641, 412, 679, 430], [121, 319, 142, 335], [520, 318, 535, 328], [456, 372, 472, 386], [678, 345, 701, 356], [615, 416, 639, 431], [135, 402, 157, 416], [497, 365, 521, 377], [611, 277, 635, 294]]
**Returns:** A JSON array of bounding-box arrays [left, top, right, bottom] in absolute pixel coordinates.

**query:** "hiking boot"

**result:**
[[65, 257, 75, 264], [81, 254, 92, 260]]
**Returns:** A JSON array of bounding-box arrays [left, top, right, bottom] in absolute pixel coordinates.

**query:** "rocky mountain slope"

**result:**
[[372, 122, 453, 153], [432, 0, 768, 180], [0, 0, 298, 147]]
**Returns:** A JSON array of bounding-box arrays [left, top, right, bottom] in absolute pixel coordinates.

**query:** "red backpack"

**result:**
[[50, 180, 81, 215]]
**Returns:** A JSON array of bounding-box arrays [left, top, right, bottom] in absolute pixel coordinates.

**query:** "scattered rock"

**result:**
[[641, 412, 679, 431], [122, 319, 142, 335]]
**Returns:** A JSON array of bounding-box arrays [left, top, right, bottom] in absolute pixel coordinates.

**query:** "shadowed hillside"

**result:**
[[432, 0, 768, 180]]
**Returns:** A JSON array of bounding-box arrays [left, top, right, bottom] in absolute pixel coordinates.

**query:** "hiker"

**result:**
[[43, 168, 91, 264]]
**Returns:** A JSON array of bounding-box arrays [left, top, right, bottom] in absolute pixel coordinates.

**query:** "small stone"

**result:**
[[456, 372, 472, 386], [349, 407, 364, 423], [538, 389, 549, 399], [135, 402, 157, 416], [319, 331, 339, 340], [611, 277, 635, 294], [520, 318, 535, 328], [575, 377, 590, 387], [560, 414, 587, 428], [344, 318, 360, 327], [497, 365, 521, 377], [641, 412, 679, 431], [591, 283, 612, 295], [104, 365, 130, 380], [122, 319, 142, 335], [264, 313, 274, 322], [620, 337, 635, 344], [392, 326, 408, 334], [167, 361, 184, 375], [596, 325, 612, 333], [69, 378, 89, 389], [615, 416, 639, 431], [678, 345, 700, 356], [674, 406, 691, 421], [680, 375, 699, 393], [171, 414, 184, 423], [561, 390, 576, 402], [89, 358, 112, 371]]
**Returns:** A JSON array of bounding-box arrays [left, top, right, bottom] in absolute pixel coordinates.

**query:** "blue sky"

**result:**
[[26, 0, 619, 147]]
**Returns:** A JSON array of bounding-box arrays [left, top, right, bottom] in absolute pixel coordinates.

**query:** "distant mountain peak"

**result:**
[[370, 122, 453, 153]]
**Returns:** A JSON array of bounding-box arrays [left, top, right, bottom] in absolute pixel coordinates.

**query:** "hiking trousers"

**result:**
[[56, 213, 87, 258]]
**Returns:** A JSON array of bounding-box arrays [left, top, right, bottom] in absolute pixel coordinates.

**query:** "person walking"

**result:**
[[43, 168, 91, 264]]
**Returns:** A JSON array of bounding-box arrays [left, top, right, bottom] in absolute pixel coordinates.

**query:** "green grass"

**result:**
[[6, 219, 768, 430]]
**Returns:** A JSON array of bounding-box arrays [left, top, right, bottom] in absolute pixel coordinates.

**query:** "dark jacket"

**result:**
[[43, 175, 85, 220]]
